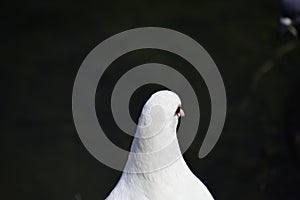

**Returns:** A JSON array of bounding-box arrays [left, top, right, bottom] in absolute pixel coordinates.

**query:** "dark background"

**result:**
[[2, 0, 300, 199]]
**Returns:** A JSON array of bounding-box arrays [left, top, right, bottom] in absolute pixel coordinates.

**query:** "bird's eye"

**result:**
[[175, 106, 181, 116]]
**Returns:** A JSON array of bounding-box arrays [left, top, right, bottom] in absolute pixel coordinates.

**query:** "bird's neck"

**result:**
[[123, 123, 185, 174]]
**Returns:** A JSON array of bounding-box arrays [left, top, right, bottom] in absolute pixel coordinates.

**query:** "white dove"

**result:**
[[106, 90, 214, 200]]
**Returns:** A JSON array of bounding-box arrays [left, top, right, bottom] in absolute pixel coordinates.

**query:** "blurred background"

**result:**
[[2, 0, 300, 199]]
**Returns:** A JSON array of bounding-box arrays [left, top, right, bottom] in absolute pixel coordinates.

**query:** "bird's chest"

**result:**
[[141, 171, 194, 199]]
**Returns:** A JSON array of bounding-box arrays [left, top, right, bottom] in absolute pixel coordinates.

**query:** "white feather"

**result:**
[[106, 90, 214, 200]]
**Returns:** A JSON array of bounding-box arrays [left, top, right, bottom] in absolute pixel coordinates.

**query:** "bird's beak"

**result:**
[[179, 108, 185, 117]]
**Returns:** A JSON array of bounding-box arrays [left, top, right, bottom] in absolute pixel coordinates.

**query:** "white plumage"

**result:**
[[106, 90, 214, 200]]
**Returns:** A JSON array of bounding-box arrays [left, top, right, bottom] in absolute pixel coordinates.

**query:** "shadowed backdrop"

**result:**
[[2, 0, 300, 200]]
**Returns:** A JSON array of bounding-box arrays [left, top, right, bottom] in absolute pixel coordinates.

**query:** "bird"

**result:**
[[280, 0, 300, 38], [105, 90, 214, 200]]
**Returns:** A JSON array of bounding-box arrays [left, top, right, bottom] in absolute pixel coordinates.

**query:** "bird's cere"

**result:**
[[179, 108, 185, 117]]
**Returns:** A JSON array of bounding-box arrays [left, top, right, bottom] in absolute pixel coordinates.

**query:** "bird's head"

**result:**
[[136, 90, 184, 139], [280, 0, 300, 38], [280, 16, 299, 37]]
